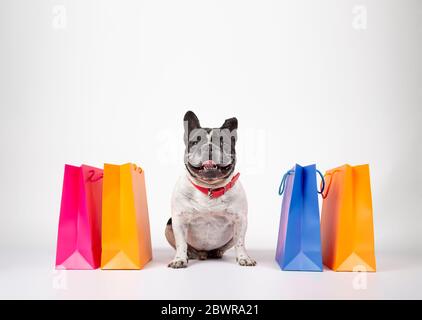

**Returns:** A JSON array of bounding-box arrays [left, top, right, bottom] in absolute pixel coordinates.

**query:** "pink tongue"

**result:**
[[202, 160, 216, 169]]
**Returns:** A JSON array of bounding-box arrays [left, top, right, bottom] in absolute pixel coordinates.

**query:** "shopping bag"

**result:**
[[101, 163, 152, 269], [275, 164, 325, 271], [55, 164, 103, 269], [321, 164, 376, 272]]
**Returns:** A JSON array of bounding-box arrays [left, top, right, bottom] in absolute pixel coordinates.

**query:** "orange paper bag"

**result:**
[[321, 164, 376, 272], [101, 163, 152, 269]]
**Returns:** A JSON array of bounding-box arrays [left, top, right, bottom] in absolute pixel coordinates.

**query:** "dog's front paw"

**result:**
[[236, 256, 257, 267], [168, 258, 188, 269]]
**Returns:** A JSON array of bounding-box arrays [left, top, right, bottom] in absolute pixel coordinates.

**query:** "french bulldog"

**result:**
[[165, 111, 256, 268]]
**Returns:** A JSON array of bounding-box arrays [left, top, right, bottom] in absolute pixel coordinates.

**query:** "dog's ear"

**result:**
[[221, 117, 238, 131], [184, 111, 201, 146], [184, 111, 201, 132]]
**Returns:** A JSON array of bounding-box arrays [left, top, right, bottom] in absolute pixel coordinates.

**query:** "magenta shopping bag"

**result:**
[[55, 164, 103, 269]]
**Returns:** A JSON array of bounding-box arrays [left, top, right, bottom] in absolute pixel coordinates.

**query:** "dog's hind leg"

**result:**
[[187, 246, 208, 260], [165, 218, 208, 260], [165, 218, 177, 250], [207, 238, 235, 259]]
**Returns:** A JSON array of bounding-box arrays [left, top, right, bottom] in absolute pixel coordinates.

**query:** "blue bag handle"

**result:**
[[316, 169, 325, 194], [278, 169, 295, 195], [278, 168, 326, 195]]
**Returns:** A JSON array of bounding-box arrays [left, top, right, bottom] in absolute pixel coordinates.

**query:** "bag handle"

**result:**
[[321, 169, 340, 199], [87, 170, 103, 182], [133, 164, 143, 174], [316, 169, 325, 194], [278, 168, 326, 196], [278, 169, 294, 195]]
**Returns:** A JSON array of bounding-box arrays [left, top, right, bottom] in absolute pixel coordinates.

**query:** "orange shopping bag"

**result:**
[[321, 164, 376, 272], [101, 163, 152, 269]]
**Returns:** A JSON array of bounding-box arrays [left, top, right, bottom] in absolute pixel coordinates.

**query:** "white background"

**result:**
[[0, 0, 421, 299]]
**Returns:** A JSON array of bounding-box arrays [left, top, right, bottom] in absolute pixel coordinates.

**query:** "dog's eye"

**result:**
[[189, 138, 200, 149]]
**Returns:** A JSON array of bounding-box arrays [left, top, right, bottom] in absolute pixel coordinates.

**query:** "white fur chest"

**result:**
[[171, 174, 248, 251]]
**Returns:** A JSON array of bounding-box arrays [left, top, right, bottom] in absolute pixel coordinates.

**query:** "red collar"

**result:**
[[190, 173, 240, 199]]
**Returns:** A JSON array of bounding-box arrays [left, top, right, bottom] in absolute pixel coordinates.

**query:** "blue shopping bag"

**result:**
[[275, 164, 325, 271]]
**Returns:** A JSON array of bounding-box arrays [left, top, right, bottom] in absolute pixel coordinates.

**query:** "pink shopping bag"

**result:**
[[55, 164, 103, 269]]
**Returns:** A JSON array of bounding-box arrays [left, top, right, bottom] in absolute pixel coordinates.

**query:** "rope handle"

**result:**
[[321, 169, 340, 199], [316, 170, 325, 194], [87, 170, 103, 182], [132, 164, 143, 174], [278, 169, 294, 195], [278, 168, 326, 196]]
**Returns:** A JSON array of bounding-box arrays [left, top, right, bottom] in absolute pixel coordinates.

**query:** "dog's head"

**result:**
[[184, 111, 238, 185]]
